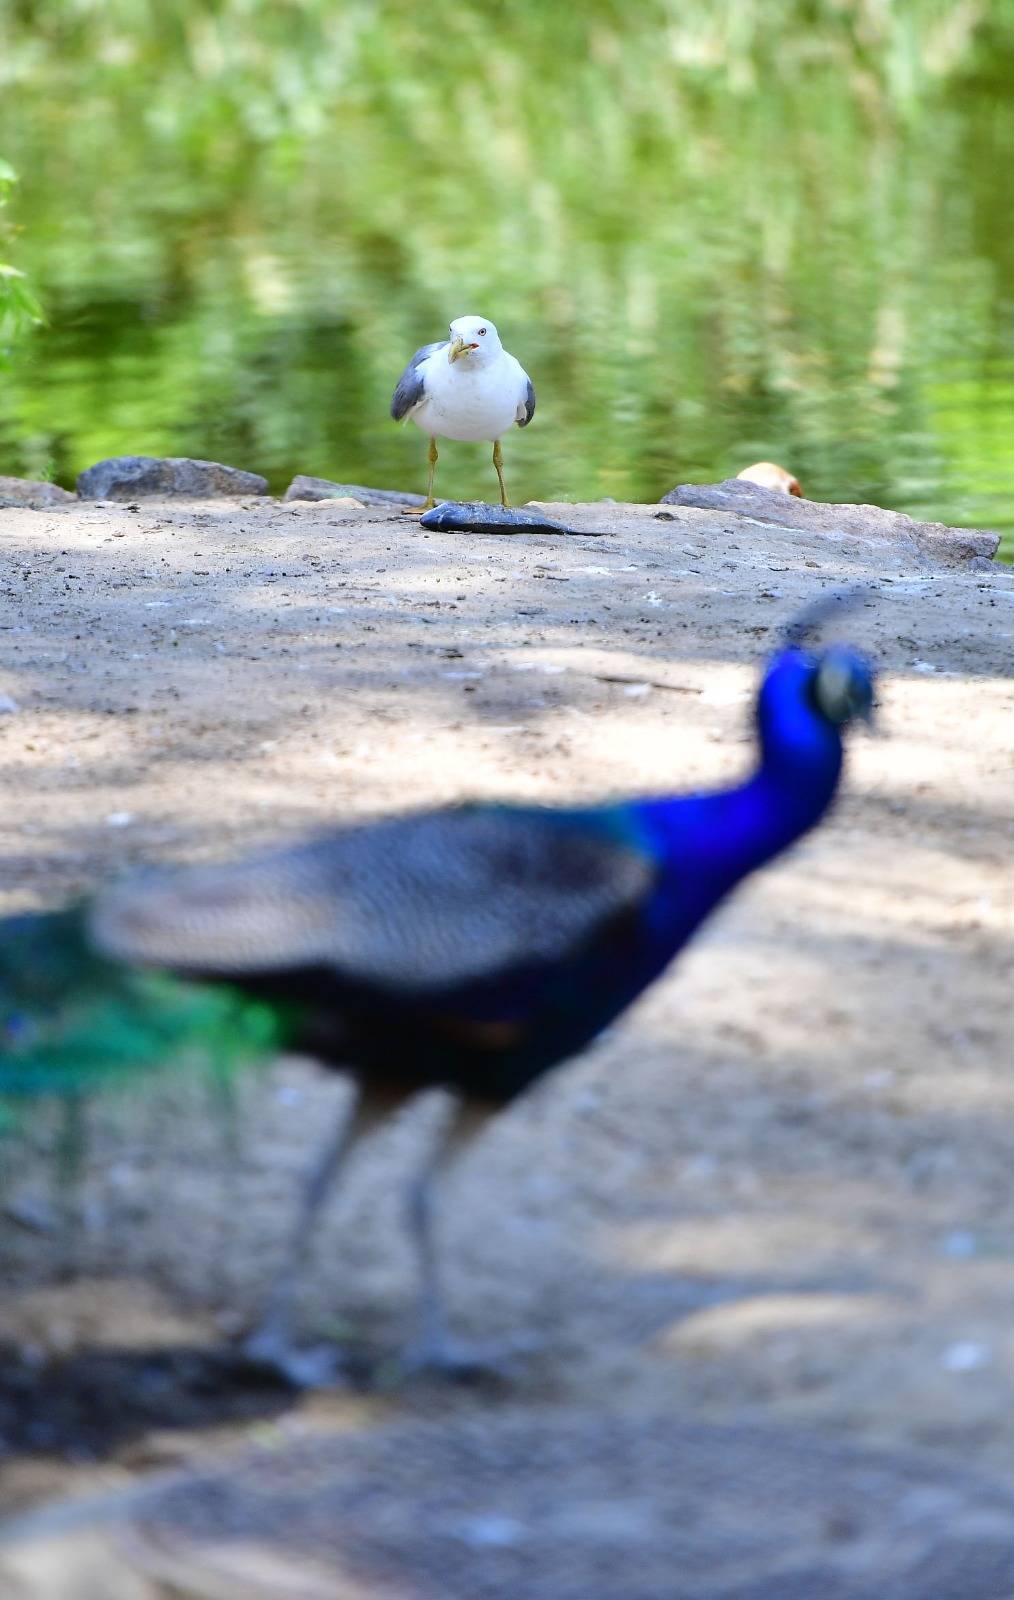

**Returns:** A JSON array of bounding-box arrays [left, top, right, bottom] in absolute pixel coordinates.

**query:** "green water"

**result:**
[[2, 2, 1014, 556]]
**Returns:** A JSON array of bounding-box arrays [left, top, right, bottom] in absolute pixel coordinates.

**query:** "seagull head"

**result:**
[[447, 316, 501, 365]]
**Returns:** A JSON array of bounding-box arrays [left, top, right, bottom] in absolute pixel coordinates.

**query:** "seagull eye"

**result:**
[[478, 327, 486, 336]]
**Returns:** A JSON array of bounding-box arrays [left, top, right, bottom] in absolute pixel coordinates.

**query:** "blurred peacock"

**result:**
[[0, 598, 875, 1383]]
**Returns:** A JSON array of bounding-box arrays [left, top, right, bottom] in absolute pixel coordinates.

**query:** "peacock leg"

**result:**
[[492, 438, 511, 509], [401, 436, 439, 516], [240, 1086, 379, 1386], [397, 1095, 530, 1381], [54, 1091, 87, 1277], [404, 1142, 449, 1360]]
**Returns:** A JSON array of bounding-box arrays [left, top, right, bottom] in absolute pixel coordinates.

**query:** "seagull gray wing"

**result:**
[[90, 805, 656, 997], [517, 376, 536, 428], [390, 342, 445, 421]]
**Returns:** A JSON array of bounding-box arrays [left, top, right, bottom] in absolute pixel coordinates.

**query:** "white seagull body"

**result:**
[[391, 316, 535, 508], [410, 344, 530, 441]]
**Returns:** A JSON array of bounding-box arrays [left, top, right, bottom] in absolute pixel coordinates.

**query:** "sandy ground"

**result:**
[[0, 495, 1012, 1596]]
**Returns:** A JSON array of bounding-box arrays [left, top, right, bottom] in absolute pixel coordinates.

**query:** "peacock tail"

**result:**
[[0, 905, 292, 1104]]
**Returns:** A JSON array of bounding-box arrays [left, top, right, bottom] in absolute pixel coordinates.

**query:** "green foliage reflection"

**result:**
[[1, 1, 1013, 555], [0, 160, 43, 365]]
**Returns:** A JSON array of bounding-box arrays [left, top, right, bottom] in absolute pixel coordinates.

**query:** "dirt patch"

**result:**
[[0, 497, 1012, 1591]]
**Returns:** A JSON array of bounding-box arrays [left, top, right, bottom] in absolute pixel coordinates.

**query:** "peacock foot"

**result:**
[[392, 1329, 539, 1386], [234, 1326, 348, 1390]]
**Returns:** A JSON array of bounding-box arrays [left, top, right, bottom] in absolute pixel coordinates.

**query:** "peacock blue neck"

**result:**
[[631, 651, 845, 903]]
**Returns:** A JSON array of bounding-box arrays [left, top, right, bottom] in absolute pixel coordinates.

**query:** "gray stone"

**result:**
[[77, 457, 268, 500], [0, 476, 76, 507], [661, 479, 999, 565], [283, 474, 424, 508]]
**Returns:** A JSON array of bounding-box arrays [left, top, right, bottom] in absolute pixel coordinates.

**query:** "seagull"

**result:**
[[390, 316, 536, 511]]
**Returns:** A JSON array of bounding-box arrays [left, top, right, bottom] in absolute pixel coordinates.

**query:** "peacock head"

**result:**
[[782, 587, 876, 727], [809, 646, 875, 729], [757, 591, 877, 768]]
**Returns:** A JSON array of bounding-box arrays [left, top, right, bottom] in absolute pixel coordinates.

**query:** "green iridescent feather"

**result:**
[[0, 906, 291, 1102]]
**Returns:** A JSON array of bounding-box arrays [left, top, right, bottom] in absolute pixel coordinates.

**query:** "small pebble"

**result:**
[[941, 1340, 990, 1372], [939, 1231, 978, 1259], [446, 1514, 527, 1549], [700, 685, 748, 706], [684, 1154, 718, 1182]]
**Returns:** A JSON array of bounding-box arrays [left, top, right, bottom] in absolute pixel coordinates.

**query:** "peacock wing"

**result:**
[[89, 804, 657, 996]]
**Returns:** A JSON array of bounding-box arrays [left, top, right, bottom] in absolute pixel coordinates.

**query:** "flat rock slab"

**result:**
[[77, 457, 268, 500], [283, 475, 424, 508], [0, 476, 76, 507], [663, 478, 999, 566], [25, 1411, 1002, 1599], [419, 500, 593, 535], [6, 1415, 1014, 1600]]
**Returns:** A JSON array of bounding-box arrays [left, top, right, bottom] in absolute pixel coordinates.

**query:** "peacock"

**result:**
[[0, 597, 875, 1384]]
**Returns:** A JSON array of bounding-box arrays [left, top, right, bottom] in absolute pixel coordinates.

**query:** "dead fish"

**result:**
[[418, 501, 597, 535]]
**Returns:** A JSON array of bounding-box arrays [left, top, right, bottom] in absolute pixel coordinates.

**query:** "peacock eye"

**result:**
[[478, 327, 486, 336]]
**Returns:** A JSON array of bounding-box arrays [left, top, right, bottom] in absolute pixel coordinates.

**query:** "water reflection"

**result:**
[[1, 3, 1012, 556]]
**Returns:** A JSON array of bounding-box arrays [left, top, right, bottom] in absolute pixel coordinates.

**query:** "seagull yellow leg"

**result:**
[[492, 439, 511, 509], [401, 436, 439, 517]]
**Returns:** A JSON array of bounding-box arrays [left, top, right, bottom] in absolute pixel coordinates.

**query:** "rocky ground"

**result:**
[[0, 490, 1011, 1597]]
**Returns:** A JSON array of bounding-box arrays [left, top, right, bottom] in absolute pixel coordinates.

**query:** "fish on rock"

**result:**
[[418, 501, 593, 536]]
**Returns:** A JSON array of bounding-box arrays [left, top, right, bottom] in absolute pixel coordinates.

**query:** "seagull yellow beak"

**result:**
[[448, 337, 474, 363]]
